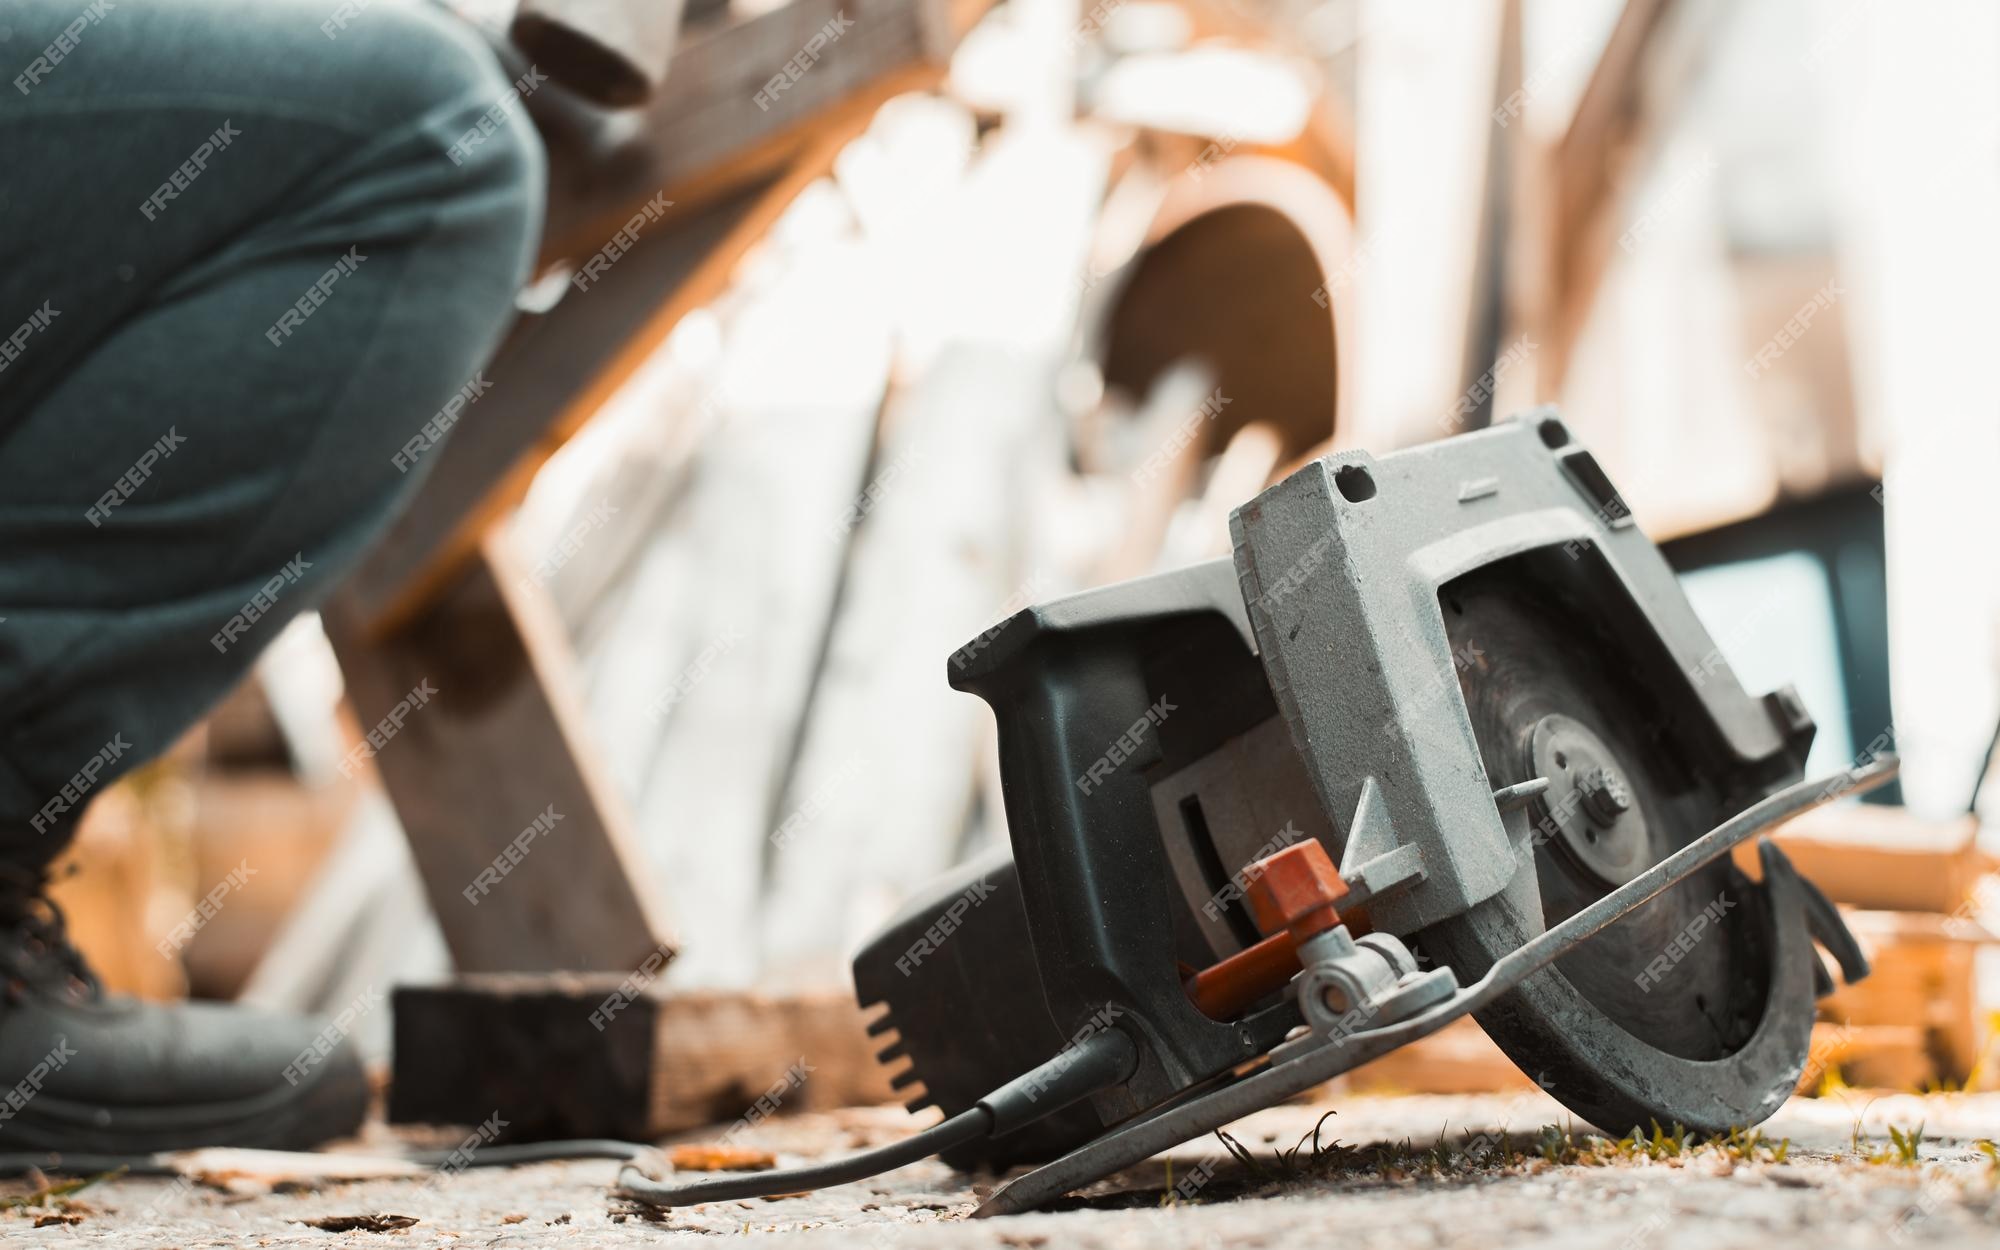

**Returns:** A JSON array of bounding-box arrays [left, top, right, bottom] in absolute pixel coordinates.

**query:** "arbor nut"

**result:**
[[1580, 766, 1632, 826]]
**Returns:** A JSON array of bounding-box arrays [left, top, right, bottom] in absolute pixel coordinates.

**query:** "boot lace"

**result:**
[[0, 865, 100, 1005]]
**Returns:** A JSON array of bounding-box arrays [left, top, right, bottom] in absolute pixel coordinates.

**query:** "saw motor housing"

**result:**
[[853, 412, 1823, 1167]]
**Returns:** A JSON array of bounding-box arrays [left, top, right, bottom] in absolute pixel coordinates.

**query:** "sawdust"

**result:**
[[668, 1142, 780, 1171]]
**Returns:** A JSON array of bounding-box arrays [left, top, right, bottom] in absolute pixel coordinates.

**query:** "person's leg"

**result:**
[[0, 0, 543, 1151], [0, 0, 544, 862]]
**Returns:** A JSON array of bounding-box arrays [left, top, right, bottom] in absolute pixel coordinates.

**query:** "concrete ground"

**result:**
[[9, 1090, 2000, 1247]]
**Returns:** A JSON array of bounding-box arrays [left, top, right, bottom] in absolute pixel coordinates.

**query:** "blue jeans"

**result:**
[[0, 0, 546, 856]]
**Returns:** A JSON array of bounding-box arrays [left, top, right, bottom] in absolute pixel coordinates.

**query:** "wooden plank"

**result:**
[[326, 6, 985, 989], [524, 121, 906, 983], [1352, 0, 1509, 448], [49, 777, 187, 1003], [390, 980, 895, 1139], [529, 0, 955, 257], [324, 532, 673, 973], [1538, 0, 1717, 399], [1825, 1, 2000, 816], [758, 123, 1106, 978], [176, 770, 357, 998]]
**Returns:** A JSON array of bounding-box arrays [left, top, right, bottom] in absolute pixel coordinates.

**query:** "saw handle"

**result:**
[[946, 563, 1293, 1111]]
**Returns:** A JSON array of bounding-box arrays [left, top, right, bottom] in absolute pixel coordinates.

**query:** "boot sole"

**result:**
[[0, 1041, 369, 1155]]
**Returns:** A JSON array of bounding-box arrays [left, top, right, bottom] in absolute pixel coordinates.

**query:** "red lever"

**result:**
[[1184, 841, 1349, 1021]]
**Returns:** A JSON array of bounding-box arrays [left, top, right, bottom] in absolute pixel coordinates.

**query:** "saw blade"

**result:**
[[1415, 568, 1793, 1133]]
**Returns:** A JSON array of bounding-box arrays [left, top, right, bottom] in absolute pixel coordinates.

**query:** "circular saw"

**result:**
[[622, 412, 1891, 1217]]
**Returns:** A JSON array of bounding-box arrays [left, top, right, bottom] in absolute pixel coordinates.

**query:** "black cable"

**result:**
[[617, 1024, 1139, 1208], [408, 1139, 651, 1167], [616, 1107, 991, 1207]]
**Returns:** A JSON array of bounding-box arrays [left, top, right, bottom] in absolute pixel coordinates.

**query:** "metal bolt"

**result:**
[[1579, 766, 1632, 826]]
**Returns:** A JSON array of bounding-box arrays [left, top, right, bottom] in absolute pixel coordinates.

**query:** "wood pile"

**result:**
[[1769, 805, 1995, 1093]]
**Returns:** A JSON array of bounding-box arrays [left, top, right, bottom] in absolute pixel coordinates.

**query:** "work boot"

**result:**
[[0, 865, 369, 1155]]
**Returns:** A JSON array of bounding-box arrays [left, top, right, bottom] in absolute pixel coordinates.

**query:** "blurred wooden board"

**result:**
[[1540, 0, 1715, 399], [177, 771, 356, 998], [1802, 1023, 1933, 1095], [1353, 0, 1509, 448], [326, 534, 674, 974], [1820, 915, 1983, 1085]]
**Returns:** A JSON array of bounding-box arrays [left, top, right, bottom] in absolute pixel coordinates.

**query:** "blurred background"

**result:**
[[55, 0, 2000, 1102]]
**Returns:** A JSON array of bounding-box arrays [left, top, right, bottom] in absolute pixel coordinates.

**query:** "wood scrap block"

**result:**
[[390, 979, 895, 1141]]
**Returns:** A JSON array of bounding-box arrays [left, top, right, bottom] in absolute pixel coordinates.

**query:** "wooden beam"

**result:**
[[1539, 0, 1716, 398], [1352, 0, 1510, 448], [322, 0, 992, 986], [325, 532, 673, 973], [534, 0, 951, 259], [339, 0, 967, 638]]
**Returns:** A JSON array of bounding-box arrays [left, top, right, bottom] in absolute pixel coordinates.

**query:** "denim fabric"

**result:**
[[0, 0, 545, 857]]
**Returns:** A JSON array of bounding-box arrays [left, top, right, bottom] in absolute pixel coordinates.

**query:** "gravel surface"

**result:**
[[9, 1091, 2000, 1247]]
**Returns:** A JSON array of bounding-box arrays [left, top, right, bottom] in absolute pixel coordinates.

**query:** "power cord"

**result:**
[[617, 1024, 1138, 1207]]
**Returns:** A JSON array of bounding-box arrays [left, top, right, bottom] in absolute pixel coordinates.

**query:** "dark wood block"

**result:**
[[390, 976, 898, 1140]]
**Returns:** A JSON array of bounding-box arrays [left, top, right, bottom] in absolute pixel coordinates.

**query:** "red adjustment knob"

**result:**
[[1244, 840, 1348, 946], [1183, 840, 1353, 1021]]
